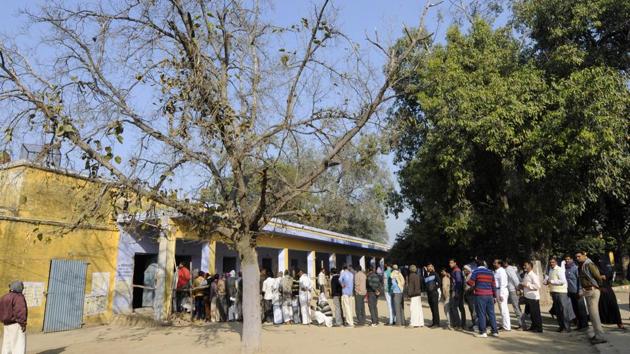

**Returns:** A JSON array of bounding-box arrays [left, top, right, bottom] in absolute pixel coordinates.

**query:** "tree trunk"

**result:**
[[238, 237, 262, 354]]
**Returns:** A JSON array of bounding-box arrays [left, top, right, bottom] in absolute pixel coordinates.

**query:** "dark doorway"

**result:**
[[132, 254, 158, 309], [261, 258, 272, 275], [290, 258, 298, 271], [223, 256, 236, 274]]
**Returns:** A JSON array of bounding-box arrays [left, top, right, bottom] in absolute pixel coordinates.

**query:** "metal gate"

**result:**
[[43, 259, 88, 332]]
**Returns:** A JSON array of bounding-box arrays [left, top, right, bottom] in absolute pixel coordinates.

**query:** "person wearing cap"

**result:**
[[0, 281, 27, 354]]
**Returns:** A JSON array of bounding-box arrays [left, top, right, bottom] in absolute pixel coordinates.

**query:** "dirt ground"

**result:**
[[26, 290, 630, 354]]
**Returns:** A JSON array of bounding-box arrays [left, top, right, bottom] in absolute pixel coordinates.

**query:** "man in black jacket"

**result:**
[[330, 268, 344, 327], [423, 263, 441, 327], [366, 266, 381, 326]]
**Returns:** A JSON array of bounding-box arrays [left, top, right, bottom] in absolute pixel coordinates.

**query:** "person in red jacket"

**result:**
[[176, 262, 191, 313], [1, 281, 27, 354]]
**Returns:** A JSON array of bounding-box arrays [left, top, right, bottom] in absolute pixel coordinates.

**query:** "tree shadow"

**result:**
[[37, 348, 66, 354]]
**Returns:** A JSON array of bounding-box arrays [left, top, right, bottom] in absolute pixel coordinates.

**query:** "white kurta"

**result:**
[[299, 274, 312, 324], [272, 277, 283, 324], [1, 323, 26, 354], [409, 295, 425, 327]]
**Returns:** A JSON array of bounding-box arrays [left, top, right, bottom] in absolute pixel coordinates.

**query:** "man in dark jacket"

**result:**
[[366, 266, 381, 326], [1, 281, 27, 354], [330, 268, 344, 326], [449, 259, 464, 329], [423, 263, 441, 327]]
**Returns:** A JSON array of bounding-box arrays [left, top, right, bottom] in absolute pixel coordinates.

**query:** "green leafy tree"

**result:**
[[388, 19, 629, 263]]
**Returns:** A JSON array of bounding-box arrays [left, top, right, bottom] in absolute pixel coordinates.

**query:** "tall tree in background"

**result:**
[[388, 12, 628, 263], [0, 1, 434, 352]]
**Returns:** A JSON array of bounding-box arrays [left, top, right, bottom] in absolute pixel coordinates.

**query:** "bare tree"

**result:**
[[0, 0, 435, 352]]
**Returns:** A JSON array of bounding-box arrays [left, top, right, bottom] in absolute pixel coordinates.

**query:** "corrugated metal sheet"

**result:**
[[43, 259, 88, 332]]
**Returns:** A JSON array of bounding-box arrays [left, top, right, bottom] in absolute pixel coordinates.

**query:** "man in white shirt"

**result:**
[[519, 261, 543, 332], [298, 269, 313, 325], [262, 272, 275, 323], [545, 257, 574, 332], [493, 259, 511, 331]]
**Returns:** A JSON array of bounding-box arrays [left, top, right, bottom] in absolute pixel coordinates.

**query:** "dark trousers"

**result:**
[[263, 299, 273, 323], [455, 293, 466, 328], [355, 294, 366, 325], [524, 297, 543, 332], [475, 295, 497, 334], [568, 292, 588, 328], [175, 289, 186, 312], [393, 293, 404, 326], [194, 296, 205, 320], [427, 290, 440, 326], [465, 292, 477, 328], [217, 296, 228, 321], [367, 292, 379, 324]]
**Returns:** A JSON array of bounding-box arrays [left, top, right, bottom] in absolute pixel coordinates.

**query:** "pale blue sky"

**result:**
[[0, 1, 497, 244]]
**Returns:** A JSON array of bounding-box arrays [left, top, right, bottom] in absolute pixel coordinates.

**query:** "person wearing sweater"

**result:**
[[467, 259, 498, 338], [544, 257, 574, 333], [366, 266, 382, 326], [0, 281, 27, 354], [407, 265, 424, 328], [440, 269, 453, 330]]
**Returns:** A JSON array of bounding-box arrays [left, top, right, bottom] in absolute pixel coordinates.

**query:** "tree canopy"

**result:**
[[388, 3, 629, 265]]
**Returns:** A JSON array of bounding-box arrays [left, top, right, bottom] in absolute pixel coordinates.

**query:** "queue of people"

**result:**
[[167, 251, 627, 345]]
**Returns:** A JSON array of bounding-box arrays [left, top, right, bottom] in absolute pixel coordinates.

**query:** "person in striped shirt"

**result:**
[[467, 259, 499, 338]]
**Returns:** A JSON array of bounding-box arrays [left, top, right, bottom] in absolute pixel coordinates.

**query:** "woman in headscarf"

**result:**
[[596, 256, 625, 329]]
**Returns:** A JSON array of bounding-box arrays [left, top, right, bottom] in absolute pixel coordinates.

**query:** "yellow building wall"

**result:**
[[0, 164, 120, 333], [257, 233, 385, 258]]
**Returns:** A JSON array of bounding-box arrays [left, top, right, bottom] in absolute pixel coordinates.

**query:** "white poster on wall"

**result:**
[[22, 282, 44, 307], [91, 272, 110, 296]]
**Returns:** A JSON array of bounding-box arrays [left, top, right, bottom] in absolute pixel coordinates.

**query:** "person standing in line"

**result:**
[[545, 256, 574, 332], [318, 268, 327, 294], [407, 265, 424, 328], [339, 265, 355, 327], [423, 263, 441, 327], [383, 264, 395, 325], [281, 271, 294, 324], [467, 259, 499, 338], [564, 255, 588, 330], [237, 272, 243, 321], [176, 262, 191, 313], [0, 281, 27, 354], [262, 271, 275, 324], [503, 260, 524, 329], [519, 261, 542, 332], [272, 272, 284, 325], [354, 267, 367, 326], [463, 265, 477, 331], [441, 269, 453, 330], [596, 256, 625, 330], [366, 266, 381, 326], [391, 265, 406, 326], [192, 271, 206, 321], [291, 270, 301, 324], [448, 259, 464, 329], [330, 268, 344, 327], [576, 251, 606, 344], [493, 259, 511, 331], [216, 274, 228, 321], [226, 270, 239, 321], [298, 269, 313, 325]]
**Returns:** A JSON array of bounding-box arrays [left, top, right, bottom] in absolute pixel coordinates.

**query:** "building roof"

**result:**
[[264, 218, 389, 252]]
